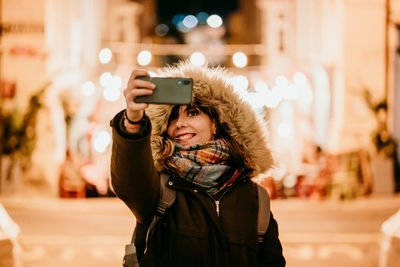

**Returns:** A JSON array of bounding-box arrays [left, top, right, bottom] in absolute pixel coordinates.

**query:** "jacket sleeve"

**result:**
[[110, 110, 160, 224], [259, 213, 286, 267]]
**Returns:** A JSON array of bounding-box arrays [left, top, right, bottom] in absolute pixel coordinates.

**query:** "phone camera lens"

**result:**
[[183, 80, 190, 85]]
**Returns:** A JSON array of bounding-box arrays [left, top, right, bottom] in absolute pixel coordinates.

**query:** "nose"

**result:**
[[175, 115, 186, 128]]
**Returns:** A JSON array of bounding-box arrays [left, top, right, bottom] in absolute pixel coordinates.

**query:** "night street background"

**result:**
[[2, 195, 400, 267]]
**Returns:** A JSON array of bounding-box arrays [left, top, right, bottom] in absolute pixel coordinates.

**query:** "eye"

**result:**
[[187, 108, 199, 117]]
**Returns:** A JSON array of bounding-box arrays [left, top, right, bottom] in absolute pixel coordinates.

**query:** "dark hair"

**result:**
[[165, 101, 245, 170]]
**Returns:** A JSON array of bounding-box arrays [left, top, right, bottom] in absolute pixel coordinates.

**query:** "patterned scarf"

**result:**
[[166, 139, 235, 195]]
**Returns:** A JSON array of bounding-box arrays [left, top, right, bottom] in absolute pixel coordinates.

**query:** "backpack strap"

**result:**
[[257, 184, 270, 243], [124, 173, 176, 266], [143, 173, 175, 253], [156, 173, 176, 215]]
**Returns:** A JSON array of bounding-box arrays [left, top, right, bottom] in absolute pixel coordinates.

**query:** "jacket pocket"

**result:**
[[168, 225, 208, 266], [226, 233, 257, 250], [225, 234, 259, 267]]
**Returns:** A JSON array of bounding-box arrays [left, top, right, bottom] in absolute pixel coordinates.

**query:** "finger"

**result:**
[[124, 88, 154, 102], [130, 79, 156, 90], [127, 69, 149, 85]]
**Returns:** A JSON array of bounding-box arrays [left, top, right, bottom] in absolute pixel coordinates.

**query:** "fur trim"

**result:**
[[146, 62, 273, 177]]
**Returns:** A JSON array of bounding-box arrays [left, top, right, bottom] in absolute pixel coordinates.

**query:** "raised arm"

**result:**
[[110, 70, 160, 224]]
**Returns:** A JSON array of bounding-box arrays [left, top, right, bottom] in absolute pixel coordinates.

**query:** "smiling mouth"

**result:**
[[176, 133, 195, 142]]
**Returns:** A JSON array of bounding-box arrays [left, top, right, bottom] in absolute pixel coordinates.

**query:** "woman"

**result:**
[[110, 62, 285, 267]]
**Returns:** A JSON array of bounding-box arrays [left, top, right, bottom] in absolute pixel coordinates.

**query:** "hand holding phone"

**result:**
[[124, 70, 156, 126], [135, 76, 193, 105]]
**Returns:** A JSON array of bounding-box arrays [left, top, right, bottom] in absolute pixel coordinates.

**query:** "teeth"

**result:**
[[177, 134, 194, 140]]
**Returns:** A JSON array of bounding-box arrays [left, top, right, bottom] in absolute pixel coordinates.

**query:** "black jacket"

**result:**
[[110, 112, 285, 267]]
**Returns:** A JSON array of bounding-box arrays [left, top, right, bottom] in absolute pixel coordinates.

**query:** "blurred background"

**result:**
[[0, 0, 400, 266]]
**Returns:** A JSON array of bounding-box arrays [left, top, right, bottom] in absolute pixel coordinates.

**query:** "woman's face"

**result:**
[[167, 105, 216, 147]]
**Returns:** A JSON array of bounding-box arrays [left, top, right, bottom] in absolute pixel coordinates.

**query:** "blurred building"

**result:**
[[0, 0, 399, 198]]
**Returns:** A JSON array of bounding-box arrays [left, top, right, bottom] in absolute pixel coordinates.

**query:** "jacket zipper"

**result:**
[[215, 200, 220, 216], [181, 172, 250, 217], [207, 178, 246, 217]]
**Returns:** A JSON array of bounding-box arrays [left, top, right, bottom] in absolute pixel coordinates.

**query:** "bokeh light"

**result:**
[[137, 50, 152, 66], [265, 87, 282, 108], [99, 72, 113, 88], [275, 75, 289, 87], [207, 14, 223, 28], [254, 81, 268, 93], [293, 72, 308, 85], [246, 92, 265, 110], [103, 86, 120, 102], [232, 52, 248, 68], [111, 76, 123, 90], [98, 48, 112, 64], [81, 81, 95, 96], [265, 95, 280, 108], [155, 24, 169, 37], [103, 75, 122, 102], [231, 75, 249, 95], [92, 130, 112, 153], [196, 12, 209, 24], [183, 15, 198, 29], [190, 52, 205, 66], [283, 174, 297, 188]]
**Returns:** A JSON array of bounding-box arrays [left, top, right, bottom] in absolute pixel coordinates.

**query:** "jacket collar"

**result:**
[[165, 168, 253, 196]]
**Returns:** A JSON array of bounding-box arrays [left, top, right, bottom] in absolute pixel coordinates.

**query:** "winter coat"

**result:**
[[110, 63, 285, 267]]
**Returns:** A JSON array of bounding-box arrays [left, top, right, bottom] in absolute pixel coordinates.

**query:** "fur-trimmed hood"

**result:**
[[146, 62, 273, 177]]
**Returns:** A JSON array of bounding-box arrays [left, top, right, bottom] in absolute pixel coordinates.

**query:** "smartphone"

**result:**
[[135, 76, 193, 105]]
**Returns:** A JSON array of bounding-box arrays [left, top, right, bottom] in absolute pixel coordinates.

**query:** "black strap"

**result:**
[[124, 173, 176, 266], [156, 173, 176, 215]]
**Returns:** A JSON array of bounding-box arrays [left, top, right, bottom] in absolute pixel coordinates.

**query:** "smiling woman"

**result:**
[[167, 105, 216, 146], [110, 61, 285, 267]]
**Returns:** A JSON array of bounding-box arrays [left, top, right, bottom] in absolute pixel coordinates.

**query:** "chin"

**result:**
[[178, 140, 199, 147], [181, 142, 196, 147]]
